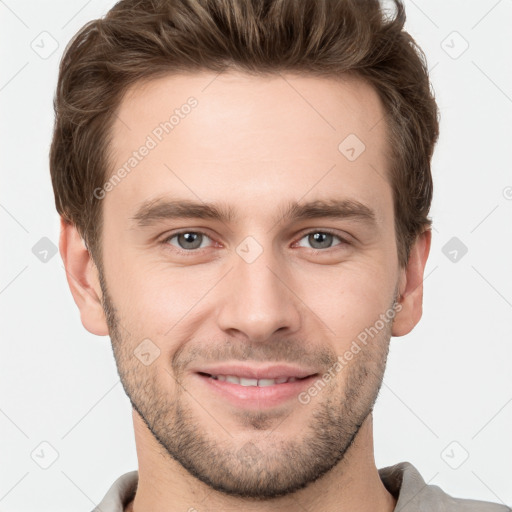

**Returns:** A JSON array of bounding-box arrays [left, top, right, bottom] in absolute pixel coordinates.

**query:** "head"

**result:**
[[53, 0, 437, 500]]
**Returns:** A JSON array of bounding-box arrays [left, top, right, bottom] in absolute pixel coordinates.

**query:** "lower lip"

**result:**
[[194, 373, 318, 409]]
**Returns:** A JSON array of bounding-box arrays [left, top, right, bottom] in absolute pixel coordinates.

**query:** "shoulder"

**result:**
[[92, 470, 138, 512], [378, 461, 511, 512]]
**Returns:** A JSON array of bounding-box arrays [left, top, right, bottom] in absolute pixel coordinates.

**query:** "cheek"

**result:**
[[297, 260, 396, 344], [109, 258, 216, 337], [104, 229, 397, 346]]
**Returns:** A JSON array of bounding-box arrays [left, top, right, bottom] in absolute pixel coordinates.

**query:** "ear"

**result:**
[[392, 228, 432, 337], [59, 217, 109, 336]]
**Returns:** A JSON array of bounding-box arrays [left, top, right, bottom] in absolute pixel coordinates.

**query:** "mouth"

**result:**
[[192, 365, 320, 409]]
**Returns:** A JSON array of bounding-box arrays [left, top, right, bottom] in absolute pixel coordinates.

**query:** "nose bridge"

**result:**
[[215, 236, 301, 342]]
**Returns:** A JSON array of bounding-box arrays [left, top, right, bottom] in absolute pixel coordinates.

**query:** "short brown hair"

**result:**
[[50, 0, 439, 270]]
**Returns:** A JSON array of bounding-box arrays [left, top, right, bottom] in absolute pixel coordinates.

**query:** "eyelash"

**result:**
[[160, 229, 351, 256]]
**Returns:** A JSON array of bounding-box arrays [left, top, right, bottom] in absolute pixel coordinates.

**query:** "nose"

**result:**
[[215, 242, 302, 343]]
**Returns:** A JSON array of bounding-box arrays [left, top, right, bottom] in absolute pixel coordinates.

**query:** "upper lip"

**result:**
[[193, 363, 319, 380]]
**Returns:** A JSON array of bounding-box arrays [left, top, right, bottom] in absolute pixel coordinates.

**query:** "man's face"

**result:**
[[99, 71, 402, 498]]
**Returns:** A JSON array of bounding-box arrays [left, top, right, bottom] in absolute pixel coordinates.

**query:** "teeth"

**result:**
[[258, 379, 276, 387], [209, 374, 300, 386], [240, 377, 258, 386]]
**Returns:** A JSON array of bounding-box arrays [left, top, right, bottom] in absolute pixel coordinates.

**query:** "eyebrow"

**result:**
[[130, 197, 378, 228]]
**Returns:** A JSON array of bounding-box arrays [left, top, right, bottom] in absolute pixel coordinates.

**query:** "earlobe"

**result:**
[[59, 217, 109, 336], [391, 228, 432, 337]]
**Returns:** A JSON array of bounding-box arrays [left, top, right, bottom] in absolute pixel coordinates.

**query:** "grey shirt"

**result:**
[[93, 461, 510, 511]]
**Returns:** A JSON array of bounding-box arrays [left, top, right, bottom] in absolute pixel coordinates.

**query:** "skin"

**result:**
[[60, 71, 430, 511]]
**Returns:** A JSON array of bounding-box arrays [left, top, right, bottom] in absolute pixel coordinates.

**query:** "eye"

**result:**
[[295, 230, 349, 250], [161, 229, 350, 255], [163, 231, 214, 252]]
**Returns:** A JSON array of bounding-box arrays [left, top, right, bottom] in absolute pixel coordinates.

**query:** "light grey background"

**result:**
[[1, 0, 511, 510]]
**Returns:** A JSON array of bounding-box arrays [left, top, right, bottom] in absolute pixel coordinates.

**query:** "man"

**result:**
[[50, 0, 510, 510]]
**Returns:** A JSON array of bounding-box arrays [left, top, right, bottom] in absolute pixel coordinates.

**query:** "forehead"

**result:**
[[106, 71, 392, 226]]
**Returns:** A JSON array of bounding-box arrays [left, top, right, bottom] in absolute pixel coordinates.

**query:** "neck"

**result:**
[[126, 412, 396, 512]]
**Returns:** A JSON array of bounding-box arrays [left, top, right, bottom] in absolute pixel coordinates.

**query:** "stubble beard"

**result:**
[[98, 268, 395, 500]]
